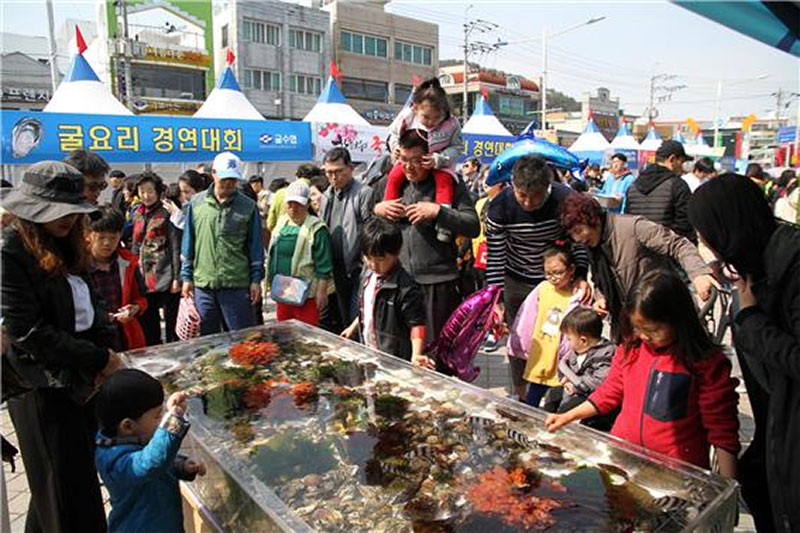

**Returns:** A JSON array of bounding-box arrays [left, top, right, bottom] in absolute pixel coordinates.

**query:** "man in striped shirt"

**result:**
[[486, 155, 590, 401]]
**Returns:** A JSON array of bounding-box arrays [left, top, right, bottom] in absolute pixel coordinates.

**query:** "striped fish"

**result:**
[[506, 428, 531, 447], [467, 415, 495, 428], [652, 495, 692, 513]]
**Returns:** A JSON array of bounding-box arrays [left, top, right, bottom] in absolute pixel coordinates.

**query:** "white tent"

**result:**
[[44, 27, 131, 115], [687, 131, 715, 157], [303, 77, 370, 126], [672, 129, 687, 144], [462, 95, 513, 136], [639, 126, 663, 152], [194, 65, 264, 120], [609, 121, 640, 151], [569, 117, 609, 164]]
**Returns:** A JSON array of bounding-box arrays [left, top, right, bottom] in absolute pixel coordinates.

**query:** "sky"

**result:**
[[2, 0, 798, 122]]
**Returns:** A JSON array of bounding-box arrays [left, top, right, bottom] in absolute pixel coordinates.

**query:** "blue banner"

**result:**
[[777, 126, 796, 145], [460, 133, 516, 164], [1, 110, 312, 164]]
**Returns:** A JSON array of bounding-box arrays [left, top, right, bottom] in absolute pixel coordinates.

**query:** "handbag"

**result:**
[[270, 274, 311, 306], [175, 296, 202, 340]]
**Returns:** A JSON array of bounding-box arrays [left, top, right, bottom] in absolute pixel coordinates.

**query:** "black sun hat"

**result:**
[[1, 161, 98, 223]]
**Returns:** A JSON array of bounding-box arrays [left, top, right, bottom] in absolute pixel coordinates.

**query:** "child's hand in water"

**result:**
[[184, 459, 206, 477], [421, 154, 436, 169]]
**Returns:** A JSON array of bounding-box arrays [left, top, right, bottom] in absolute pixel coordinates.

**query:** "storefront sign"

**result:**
[[2, 87, 51, 103], [142, 45, 210, 67], [1, 110, 312, 163]]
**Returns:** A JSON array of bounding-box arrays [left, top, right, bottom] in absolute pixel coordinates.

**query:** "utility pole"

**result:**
[[541, 29, 547, 130], [461, 17, 500, 125], [646, 73, 686, 124], [44, 0, 59, 92], [775, 88, 784, 119], [120, 0, 134, 111]]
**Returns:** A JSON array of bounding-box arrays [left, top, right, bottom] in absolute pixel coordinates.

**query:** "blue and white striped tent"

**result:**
[[569, 117, 609, 165], [194, 65, 265, 120], [639, 126, 663, 152], [608, 121, 640, 169], [462, 95, 513, 136], [672, 129, 687, 144], [303, 77, 370, 125], [44, 42, 131, 115]]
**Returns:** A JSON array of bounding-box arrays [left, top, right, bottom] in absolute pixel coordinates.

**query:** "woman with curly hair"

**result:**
[[1, 161, 124, 532], [559, 192, 715, 336]]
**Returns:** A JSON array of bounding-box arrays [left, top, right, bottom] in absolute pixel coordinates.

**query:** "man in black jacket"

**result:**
[[625, 140, 696, 242], [373, 129, 480, 345]]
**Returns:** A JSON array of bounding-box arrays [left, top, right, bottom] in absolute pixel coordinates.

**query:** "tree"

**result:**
[[546, 89, 581, 112]]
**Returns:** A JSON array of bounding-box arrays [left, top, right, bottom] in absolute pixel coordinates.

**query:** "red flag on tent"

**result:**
[[226, 47, 235, 65], [411, 74, 422, 86], [330, 60, 342, 83], [480, 88, 489, 101], [76, 25, 87, 55], [587, 111, 594, 121]]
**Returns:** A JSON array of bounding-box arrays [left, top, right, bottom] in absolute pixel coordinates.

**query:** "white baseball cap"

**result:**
[[284, 179, 309, 206], [212, 151, 243, 180]]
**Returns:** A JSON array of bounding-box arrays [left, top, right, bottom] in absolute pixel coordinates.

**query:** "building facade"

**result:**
[[105, 0, 214, 115], [0, 34, 54, 110], [438, 62, 539, 135], [323, 0, 438, 125], [214, 1, 330, 120]]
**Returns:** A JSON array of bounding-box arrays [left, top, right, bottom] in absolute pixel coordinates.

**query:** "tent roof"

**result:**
[[194, 66, 264, 120], [569, 118, 610, 152], [609, 122, 640, 150], [44, 53, 131, 115], [303, 77, 370, 125], [462, 96, 512, 136], [639, 127, 663, 151], [672, 129, 687, 143], [687, 131, 715, 157]]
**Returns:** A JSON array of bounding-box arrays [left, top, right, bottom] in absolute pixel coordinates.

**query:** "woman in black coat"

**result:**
[[1, 161, 124, 532], [689, 173, 800, 533]]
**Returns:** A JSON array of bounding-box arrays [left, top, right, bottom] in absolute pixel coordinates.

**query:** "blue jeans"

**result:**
[[525, 383, 551, 408], [194, 287, 254, 336]]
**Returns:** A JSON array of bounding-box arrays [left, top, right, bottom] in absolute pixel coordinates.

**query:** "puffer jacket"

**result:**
[[733, 223, 800, 532], [558, 339, 616, 403], [625, 163, 695, 242]]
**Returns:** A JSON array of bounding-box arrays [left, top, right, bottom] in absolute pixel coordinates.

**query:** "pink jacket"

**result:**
[[388, 106, 463, 171], [506, 282, 580, 362]]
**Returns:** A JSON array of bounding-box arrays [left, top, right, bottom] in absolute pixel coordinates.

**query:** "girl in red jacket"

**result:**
[[545, 269, 739, 477]]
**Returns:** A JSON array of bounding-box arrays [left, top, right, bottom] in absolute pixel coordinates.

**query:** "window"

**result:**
[[395, 40, 433, 66], [340, 30, 386, 58], [394, 83, 413, 105], [290, 29, 322, 52], [242, 20, 281, 46], [498, 96, 526, 117], [341, 77, 388, 102], [289, 74, 322, 96], [131, 63, 206, 100], [244, 69, 281, 91], [221, 24, 228, 48]]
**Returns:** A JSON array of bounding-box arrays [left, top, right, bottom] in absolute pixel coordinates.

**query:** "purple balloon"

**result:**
[[425, 285, 502, 382]]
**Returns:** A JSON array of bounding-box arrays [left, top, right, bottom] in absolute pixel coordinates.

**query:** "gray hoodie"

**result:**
[[558, 339, 616, 402]]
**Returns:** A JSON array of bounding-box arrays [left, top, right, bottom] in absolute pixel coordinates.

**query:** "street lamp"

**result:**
[[713, 74, 769, 147], [541, 16, 606, 130]]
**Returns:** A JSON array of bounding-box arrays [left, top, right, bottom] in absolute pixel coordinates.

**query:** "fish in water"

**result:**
[[467, 415, 495, 428], [652, 495, 692, 513], [598, 463, 630, 482], [506, 428, 531, 447], [495, 406, 521, 422]]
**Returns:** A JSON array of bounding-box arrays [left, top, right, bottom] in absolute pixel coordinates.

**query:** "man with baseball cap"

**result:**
[[181, 152, 264, 334], [625, 140, 696, 243]]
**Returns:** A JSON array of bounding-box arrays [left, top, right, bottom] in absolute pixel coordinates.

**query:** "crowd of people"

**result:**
[[0, 78, 798, 530]]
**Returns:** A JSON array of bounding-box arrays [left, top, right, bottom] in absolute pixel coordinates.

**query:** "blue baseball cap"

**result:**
[[212, 151, 243, 180]]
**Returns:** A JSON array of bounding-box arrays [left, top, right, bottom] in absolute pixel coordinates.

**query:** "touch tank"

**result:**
[[125, 320, 738, 532]]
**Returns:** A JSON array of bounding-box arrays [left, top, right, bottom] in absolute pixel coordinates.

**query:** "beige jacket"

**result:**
[[597, 214, 711, 299]]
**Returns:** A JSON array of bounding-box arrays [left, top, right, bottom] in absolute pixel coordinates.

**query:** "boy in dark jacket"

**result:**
[[95, 369, 205, 533], [625, 140, 695, 243], [341, 217, 431, 368], [556, 307, 616, 430]]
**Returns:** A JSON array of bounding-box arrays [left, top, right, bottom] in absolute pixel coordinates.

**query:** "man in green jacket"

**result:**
[[181, 152, 264, 335]]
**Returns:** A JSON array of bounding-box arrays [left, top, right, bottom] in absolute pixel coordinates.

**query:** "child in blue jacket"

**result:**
[[95, 369, 205, 533]]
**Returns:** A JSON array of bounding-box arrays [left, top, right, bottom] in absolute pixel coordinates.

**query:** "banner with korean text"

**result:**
[[1, 110, 312, 164], [312, 122, 389, 163], [460, 133, 516, 164]]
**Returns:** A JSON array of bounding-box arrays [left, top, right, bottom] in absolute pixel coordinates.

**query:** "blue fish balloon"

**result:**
[[486, 131, 586, 186]]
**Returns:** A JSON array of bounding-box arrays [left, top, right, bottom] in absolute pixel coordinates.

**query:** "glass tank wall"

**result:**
[[125, 320, 738, 532]]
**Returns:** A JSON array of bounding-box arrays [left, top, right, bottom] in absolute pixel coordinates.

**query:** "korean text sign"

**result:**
[[1, 110, 312, 164]]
